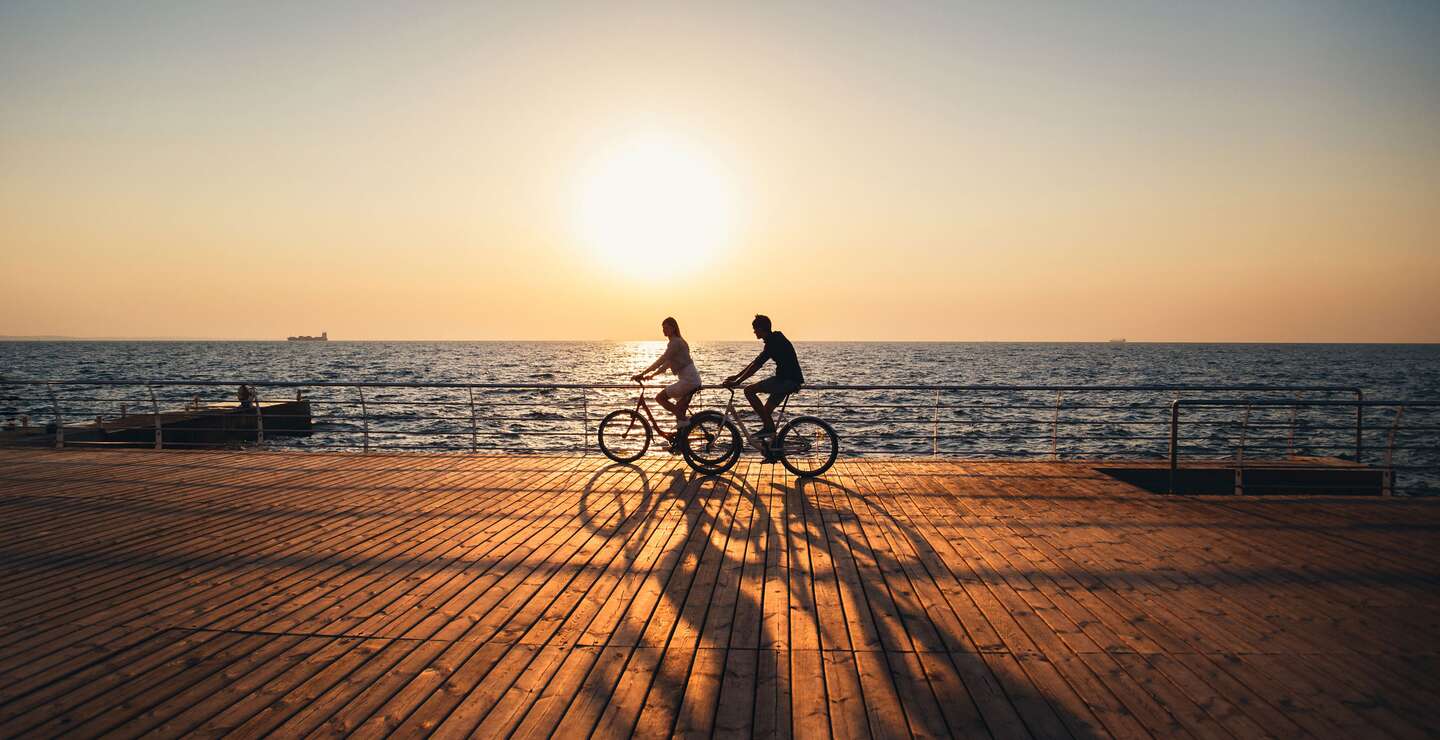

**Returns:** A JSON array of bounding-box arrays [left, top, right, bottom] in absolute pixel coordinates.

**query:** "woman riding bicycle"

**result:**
[[631, 317, 702, 446]]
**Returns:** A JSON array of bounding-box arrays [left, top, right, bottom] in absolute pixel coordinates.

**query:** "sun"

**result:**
[[574, 133, 734, 277]]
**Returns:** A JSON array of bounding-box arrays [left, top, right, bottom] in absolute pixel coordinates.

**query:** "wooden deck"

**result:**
[[1, 448, 1437, 738]]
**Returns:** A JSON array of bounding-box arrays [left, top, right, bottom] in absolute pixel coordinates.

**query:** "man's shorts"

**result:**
[[748, 376, 802, 397], [663, 377, 702, 400]]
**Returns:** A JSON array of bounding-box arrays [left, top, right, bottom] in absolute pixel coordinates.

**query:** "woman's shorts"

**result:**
[[664, 377, 702, 400]]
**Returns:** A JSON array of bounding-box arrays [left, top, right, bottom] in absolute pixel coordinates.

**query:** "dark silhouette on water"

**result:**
[[236, 384, 255, 410]]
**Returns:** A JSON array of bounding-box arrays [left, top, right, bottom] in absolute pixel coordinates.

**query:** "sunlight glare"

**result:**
[[575, 133, 734, 277]]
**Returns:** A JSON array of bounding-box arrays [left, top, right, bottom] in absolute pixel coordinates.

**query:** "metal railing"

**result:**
[[0, 379, 1359, 446], [1168, 398, 1440, 495], [7, 378, 1433, 492]]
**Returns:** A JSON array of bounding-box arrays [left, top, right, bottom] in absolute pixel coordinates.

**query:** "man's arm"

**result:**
[[724, 350, 769, 386]]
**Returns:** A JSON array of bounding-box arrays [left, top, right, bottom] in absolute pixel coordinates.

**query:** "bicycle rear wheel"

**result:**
[[776, 416, 838, 477], [681, 411, 742, 475], [598, 409, 650, 463]]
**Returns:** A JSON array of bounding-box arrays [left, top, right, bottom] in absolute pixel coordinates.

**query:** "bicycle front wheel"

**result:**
[[598, 409, 651, 463], [776, 416, 838, 477], [681, 411, 742, 475]]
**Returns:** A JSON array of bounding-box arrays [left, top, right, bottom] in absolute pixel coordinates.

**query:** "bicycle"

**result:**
[[679, 385, 838, 478], [596, 380, 701, 465]]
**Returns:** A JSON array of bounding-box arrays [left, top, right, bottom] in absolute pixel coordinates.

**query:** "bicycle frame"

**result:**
[[624, 381, 686, 440], [713, 387, 793, 449]]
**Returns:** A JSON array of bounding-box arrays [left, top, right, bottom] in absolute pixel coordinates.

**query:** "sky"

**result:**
[[2, 0, 1438, 342]]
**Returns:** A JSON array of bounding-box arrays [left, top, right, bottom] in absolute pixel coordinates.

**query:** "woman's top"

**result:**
[[663, 336, 701, 382]]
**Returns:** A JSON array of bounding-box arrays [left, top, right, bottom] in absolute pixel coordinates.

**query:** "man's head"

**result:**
[[662, 317, 679, 338], [751, 314, 772, 339]]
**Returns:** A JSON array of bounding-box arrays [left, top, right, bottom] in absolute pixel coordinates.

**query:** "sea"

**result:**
[[2, 341, 1437, 490]]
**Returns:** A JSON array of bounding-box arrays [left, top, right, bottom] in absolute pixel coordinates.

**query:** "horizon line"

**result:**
[[3, 336, 1439, 345]]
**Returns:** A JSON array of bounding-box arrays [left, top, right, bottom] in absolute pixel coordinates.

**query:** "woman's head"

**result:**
[[662, 317, 680, 337]]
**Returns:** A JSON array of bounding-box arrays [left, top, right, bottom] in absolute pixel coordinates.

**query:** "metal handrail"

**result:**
[[1168, 398, 1440, 494], [0, 379, 1364, 393], [12, 380, 1426, 490]]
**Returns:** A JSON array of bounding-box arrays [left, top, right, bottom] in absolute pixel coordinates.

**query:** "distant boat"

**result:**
[[287, 331, 328, 342], [1108, 338, 1126, 343]]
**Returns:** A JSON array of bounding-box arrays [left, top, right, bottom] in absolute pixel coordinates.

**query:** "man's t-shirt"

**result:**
[[761, 331, 804, 384]]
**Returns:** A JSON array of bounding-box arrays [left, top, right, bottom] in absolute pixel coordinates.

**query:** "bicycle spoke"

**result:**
[[683, 413, 740, 471], [779, 417, 837, 476]]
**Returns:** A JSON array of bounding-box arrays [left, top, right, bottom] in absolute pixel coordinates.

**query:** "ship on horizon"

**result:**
[[287, 331, 328, 342]]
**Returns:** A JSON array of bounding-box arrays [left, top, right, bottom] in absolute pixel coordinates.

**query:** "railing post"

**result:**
[[48, 382, 64, 449], [1383, 404, 1404, 497], [581, 389, 591, 456], [1355, 389, 1364, 463], [932, 390, 940, 457], [1168, 400, 1180, 494], [1236, 403, 1251, 465], [467, 386, 479, 453], [148, 384, 162, 450], [1051, 391, 1062, 460], [1235, 402, 1252, 495], [252, 386, 264, 445], [1287, 392, 1299, 458], [357, 386, 370, 453]]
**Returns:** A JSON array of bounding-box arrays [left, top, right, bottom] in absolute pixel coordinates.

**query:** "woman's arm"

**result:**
[[632, 351, 669, 381]]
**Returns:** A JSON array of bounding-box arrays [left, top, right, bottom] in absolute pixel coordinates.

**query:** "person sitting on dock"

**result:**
[[723, 314, 804, 449], [237, 384, 256, 411], [632, 317, 703, 449]]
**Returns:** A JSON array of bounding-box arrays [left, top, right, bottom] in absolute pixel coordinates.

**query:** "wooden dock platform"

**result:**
[[1, 448, 1437, 738]]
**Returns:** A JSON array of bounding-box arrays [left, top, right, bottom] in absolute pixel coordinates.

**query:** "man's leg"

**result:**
[[745, 380, 780, 435], [762, 393, 784, 422]]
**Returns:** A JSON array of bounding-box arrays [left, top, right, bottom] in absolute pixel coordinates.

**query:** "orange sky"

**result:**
[[2, 2, 1438, 341]]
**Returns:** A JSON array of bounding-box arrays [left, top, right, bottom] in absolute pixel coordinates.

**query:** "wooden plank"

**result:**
[[168, 454, 584, 731], [514, 462, 707, 735], [421, 465, 669, 737], [669, 646, 727, 737], [979, 651, 1077, 739], [0, 455, 461, 648], [545, 472, 714, 736], [0, 454, 342, 621], [782, 466, 830, 740], [348, 462, 635, 735], [710, 464, 773, 738], [751, 462, 792, 739], [3, 451, 1440, 738], [631, 473, 751, 737], [511, 645, 615, 740], [939, 651, 1032, 740], [29, 460, 501, 719]]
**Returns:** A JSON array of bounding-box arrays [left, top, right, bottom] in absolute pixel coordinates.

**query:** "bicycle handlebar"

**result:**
[[627, 377, 739, 401]]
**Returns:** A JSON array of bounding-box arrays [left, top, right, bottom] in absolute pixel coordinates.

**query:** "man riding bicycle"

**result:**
[[723, 314, 804, 453]]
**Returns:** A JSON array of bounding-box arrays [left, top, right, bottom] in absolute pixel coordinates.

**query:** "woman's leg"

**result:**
[[656, 390, 677, 418]]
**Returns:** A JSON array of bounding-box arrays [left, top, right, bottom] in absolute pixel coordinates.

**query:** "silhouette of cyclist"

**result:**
[[723, 314, 804, 449], [632, 316, 702, 452]]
